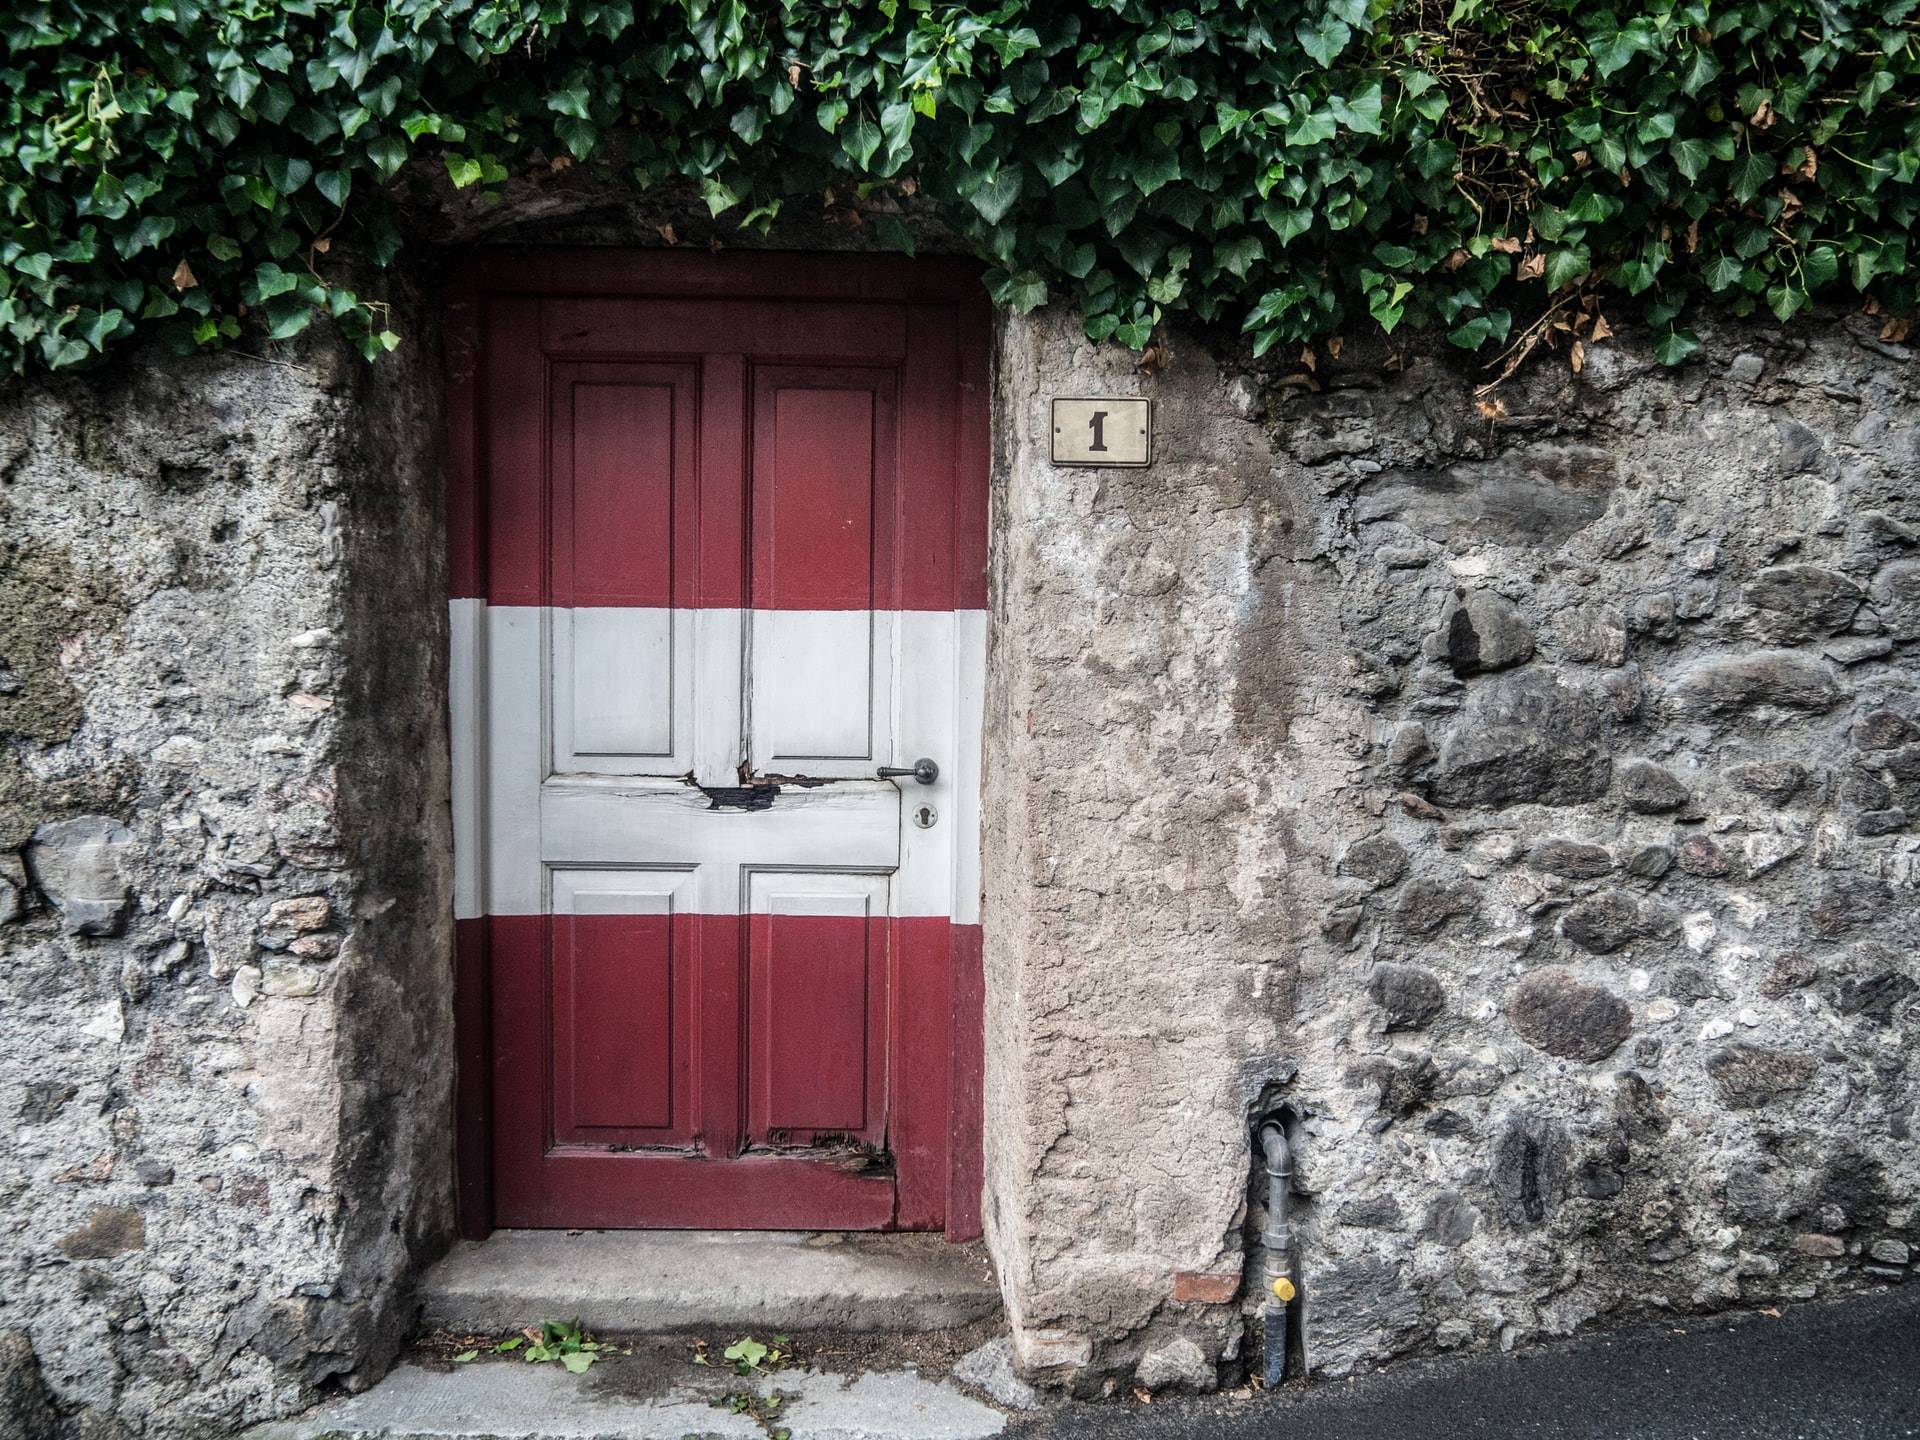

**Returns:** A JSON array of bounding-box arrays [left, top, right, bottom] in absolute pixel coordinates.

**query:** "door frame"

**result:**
[[443, 249, 990, 1240]]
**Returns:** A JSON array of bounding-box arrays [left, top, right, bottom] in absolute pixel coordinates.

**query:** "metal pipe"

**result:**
[[1259, 1120, 1294, 1387]]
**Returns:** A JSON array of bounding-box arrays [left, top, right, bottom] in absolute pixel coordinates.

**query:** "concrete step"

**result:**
[[419, 1230, 1002, 1335], [247, 1353, 1009, 1440]]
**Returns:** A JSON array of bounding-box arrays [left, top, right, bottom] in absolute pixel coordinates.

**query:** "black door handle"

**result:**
[[877, 758, 940, 785]]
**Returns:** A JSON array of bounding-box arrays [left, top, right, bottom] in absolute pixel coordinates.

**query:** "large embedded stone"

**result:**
[[1560, 890, 1643, 955], [1305, 1257, 1423, 1359], [1338, 834, 1409, 889], [1491, 1112, 1569, 1226], [952, 1338, 1042, 1410], [1352, 445, 1615, 547], [1529, 837, 1613, 880], [1704, 1044, 1817, 1108], [1669, 652, 1843, 717], [1810, 873, 1895, 936], [1870, 559, 1920, 640], [1857, 711, 1918, 751], [1134, 1336, 1216, 1393], [1439, 589, 1535, 676], [1617, 759, 1690, 813], [25, 815, 134, 937], [1429, 670, 1612, 809], [1368, 963, 1445, 1031], [1424, 1192, 1480, 1247], [1508, 967, 1633, 1060], [1730, 761, 1811, 805], [1555, 603, 1629, 666], [1743, 564, 1865, 643], [1393, 879, 1476, 937]]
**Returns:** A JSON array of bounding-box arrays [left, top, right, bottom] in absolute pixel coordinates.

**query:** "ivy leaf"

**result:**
[[1330, 84, 1383, 136], [1653, 327, 1700, 365], [1728, 151, 1774, 203], [264, 156, 312, 195], [1295, 15, 1351, 68], [1701, 254, 1746, 291], [969, 167, 1024, 225], [364, 133, 408, 179], [1766, 283, 1809, 322], [1669, 137, 1712, 182], [841, 112, 882, 169], [314, 171, 351, 208], [1213, 235, 1264, 279], [1543, 245, 1591, 292]]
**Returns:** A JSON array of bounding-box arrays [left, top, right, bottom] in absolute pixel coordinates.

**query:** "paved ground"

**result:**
[[1020, 1284, 1920, 1440], [251, 1285, 1920, 1439]]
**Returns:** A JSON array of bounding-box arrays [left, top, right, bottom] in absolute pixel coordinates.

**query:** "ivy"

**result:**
[[3, 0, 1918, 376]]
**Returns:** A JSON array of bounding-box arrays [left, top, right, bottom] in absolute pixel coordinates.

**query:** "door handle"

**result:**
[[877, 757, 940, 786]]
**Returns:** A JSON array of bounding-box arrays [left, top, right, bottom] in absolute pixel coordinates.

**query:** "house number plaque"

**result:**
[[1050, 397, 1152, 467]]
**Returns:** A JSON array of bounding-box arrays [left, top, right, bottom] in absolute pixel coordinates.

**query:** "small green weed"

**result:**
[[492, 1319, 605, 1374]]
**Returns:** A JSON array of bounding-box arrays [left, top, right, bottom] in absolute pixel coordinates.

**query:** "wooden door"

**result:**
[[446, 254, 987, 1235]]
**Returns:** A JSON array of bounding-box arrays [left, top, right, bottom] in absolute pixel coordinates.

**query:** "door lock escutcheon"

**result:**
[[878, 757, 940, 786]]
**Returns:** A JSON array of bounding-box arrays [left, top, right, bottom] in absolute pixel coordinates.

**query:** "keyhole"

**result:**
[[1088, 409, 1109, 452], [913, 803, 938, 830]]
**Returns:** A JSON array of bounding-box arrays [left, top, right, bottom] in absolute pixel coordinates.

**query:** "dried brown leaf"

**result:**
[[171, 258, 198, 291], [1570, 339, 1585, 373], [1883, 316, 1912, 343], [1517, 252, 1545, 282], [1798, 146, 1818, 180], [1590, 313, 1613, 343]]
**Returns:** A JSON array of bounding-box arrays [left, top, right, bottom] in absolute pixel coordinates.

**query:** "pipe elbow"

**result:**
[[1260, 1121, 1291, 1176]]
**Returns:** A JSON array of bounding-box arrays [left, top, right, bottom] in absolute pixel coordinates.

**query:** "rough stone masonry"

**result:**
[[0, 316, 453, 1437], [983, 308, 1919, 1392], [1, 268, 1917, 1437]]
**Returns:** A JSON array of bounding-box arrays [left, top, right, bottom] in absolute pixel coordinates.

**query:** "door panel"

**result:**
[[455, 270, 986, 1234], [746, 873, 891, 1147], [548, 869, 696, 1147], [748, 609, 893, 774]]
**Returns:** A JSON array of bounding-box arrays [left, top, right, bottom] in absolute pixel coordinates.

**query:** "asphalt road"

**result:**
[[1018, 1285, 1920, 1440]]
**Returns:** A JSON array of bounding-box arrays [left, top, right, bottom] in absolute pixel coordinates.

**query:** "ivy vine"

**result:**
[[3, 0, 1917, 377]]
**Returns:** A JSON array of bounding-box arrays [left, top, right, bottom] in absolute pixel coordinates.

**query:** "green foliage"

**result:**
[[495, 1318, 604, 1373], [4, 0, 1919, 374]]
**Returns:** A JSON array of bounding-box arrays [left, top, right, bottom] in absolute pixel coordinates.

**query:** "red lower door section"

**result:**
[[484, 914, 980, 1231]]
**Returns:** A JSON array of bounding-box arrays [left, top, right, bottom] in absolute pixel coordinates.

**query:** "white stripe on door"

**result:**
[[449, 601, 985, 923]]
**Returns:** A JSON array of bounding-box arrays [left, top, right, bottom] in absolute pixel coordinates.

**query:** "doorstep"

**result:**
[[419, 1230, 1003, 1334]]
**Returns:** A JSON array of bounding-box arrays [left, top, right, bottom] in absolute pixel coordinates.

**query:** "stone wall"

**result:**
[[0, 318, 453, 1436], [983, 308, 1919, 1389]]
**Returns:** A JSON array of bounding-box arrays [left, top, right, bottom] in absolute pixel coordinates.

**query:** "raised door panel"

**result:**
[[745, 872, 890, 1149], [548, 364, 699, 775], [548, 869, 699, 1148], [747, 367, 897, 778]]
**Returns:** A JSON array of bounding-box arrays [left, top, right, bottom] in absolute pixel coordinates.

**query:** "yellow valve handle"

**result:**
[[1271, 1277, 1297, 1302]]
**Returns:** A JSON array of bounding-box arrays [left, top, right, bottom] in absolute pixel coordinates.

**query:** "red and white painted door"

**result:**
[[446, 256, 987, 1236]]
